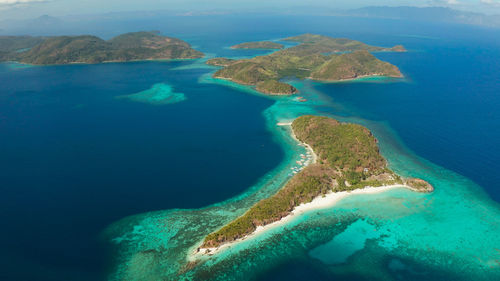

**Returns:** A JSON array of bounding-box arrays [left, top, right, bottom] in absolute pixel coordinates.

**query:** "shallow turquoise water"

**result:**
[[102, 22, 500, 279], [117, 83, 187, 105], [309, 219, 381, 265], [104, 79, 500, 280], [0, 59, 282, 281]]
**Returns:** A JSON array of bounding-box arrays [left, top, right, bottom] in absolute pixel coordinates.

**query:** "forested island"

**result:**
[[206, 57, 235, 67], [231, 41, 284, 49], [207, 34, 405, 95], [201, 116, 432, 250], [0, 31, 204, 65]]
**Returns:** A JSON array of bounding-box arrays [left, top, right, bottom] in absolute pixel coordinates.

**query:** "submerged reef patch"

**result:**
[[117, 83, 186, 105]]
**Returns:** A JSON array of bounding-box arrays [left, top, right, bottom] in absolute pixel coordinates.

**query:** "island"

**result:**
[[0, 31, 204, 65], [281, 34, 406, 52], [206, 57, 236, 67], [231, 41, 284, 50], [256, 80, 298, 95], [199, 115, 432, 252], [0, 35, 46, 61], [206, 34, 405, 95]]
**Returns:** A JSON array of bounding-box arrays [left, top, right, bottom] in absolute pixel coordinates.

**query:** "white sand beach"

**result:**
[[191, 184, 405, 259], [189, 122, 408, 260]]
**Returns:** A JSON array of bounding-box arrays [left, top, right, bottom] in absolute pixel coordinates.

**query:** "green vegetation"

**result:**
[[0, 36, 46, 53], [231, 41, 284, 50], [404, 178, 434, 192], [206, 58, 235, 67], [392, 45, 407, 52], [0, 31, 204, 65], [310, 50, 402, 80], [208, 34, 404, 95], [256, 80, 298, 95], [0, 36, 46, 61], [282, 33, 405, 53], [202, 116, 431, 248]]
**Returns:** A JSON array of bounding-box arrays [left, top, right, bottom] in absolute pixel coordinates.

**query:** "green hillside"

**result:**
[[1, 31, 204, 65], [231, 41, 284, 49], [202, 116, 432, 248], [208, 34, 404, 95]]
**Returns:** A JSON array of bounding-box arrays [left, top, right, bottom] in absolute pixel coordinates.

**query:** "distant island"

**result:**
[[206, 57, 235, 67], [198, 115, 432, 252], [231, 41, 284, 50], [0, 31, 204, 65], [255, 79, 298, 95], [207, 34, 405, 95]]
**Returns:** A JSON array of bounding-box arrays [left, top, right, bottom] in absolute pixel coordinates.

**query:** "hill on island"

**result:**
[[202, 115, 433, 249], [231, 41, 284, 49], [207, 34, 405, 95], [0, 36, 46, 61], [0, 31, 204, 65]]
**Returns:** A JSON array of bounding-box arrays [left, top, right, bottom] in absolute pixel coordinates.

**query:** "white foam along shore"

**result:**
[[191, 184, 405, 260], [189, 123, 406, 260]]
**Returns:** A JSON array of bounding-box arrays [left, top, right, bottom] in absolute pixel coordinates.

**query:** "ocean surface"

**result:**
[[0, 15, 499, 281]]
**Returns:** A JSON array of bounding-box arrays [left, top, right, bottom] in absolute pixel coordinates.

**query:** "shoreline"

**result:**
[[3, 57, 204, 67], [307, 73, 404, 83], [189, 122, 405, 260], [212, 74, 401, 96], [190, 184, 404, 260]]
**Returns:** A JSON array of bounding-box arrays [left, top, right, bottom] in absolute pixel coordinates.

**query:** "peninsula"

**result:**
[[231, 41, 284, 50], [207, 34, 405, 95], [0, 31, 204, 65], [199, 115, 432, 251]]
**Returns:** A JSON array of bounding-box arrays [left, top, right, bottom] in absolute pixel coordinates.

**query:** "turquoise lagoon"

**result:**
[[105, 78, 500, 280], [117, 83, 187, 105]]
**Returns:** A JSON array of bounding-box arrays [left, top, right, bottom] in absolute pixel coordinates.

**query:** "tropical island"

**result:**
[[205, 57, 235, 67], [0, 31, 204, 65], [198, 115, 432, 252], [231, 41, 284, 50], [206, 34, 405, 95], [0, 35, 46, 60]]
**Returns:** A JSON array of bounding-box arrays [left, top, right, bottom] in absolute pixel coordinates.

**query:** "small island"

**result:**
[[281, 34, 406, 52], [0, 31, 204, 65], [231, 41, 284, 50], [256, 80, 298, 95], [199, 115, 432, 251], [206, 57, 236, 67], [207, 34, 405, 95]]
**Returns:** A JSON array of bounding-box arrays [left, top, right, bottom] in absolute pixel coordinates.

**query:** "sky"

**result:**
[[1, 0, 500, 19]]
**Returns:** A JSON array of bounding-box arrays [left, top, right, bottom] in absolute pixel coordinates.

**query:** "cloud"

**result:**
[[0, 0, 48, 6], [479, 0, 500, 9], [480, 0, 500, 4], [429, 0, 460, 5], [0, 0, 49, 12]]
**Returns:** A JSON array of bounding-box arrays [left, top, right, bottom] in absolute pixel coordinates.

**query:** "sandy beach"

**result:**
[[189, 122, 408, 260], [191, 184, 405, 260], [188, 122, 411, 261]]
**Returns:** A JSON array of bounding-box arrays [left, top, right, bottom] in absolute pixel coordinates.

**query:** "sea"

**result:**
[[0, 14, 499, 281]]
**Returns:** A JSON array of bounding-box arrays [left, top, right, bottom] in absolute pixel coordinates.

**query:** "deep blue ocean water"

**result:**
[[0, 15, 499, 281], [0, 61, 282, 280], [315, 44, 500, 200]]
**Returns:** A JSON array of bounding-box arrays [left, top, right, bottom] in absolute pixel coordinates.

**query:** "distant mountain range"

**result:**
[[342, 6, 500, 28], [0, 6, 499, 36]]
